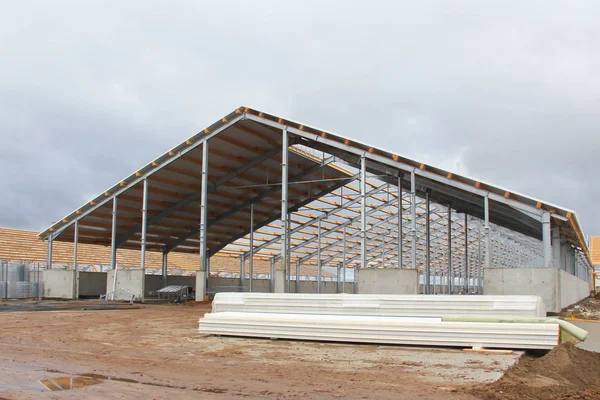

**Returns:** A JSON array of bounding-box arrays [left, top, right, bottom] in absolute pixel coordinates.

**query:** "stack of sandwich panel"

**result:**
[[199, 311, 559, 350], [211, 293, 546, 318], [199, 293, 558, 350]]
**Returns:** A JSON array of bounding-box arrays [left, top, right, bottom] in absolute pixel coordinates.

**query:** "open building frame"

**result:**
[[38, 107, 593, 301]]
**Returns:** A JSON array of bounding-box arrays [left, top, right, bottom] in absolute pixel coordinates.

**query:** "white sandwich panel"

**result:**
[[199, 312, 559, 350], [212, 293, 546, 318]]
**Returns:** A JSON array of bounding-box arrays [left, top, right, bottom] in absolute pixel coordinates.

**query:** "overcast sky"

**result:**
[[1, 1, 599, 238]]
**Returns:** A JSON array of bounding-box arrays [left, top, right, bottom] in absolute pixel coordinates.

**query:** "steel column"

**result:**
[[140, 179, 148, 271], [47, 234, 53, 269], [287, 212, 292, 293], [484, 195, 490, 269], [199, 141, 209, 272], [162, 251, 168, 287], [110, 197, 118, 270], [73, 219, 79, 299], [342, 225, 346, 292], [280, 128, 289, 282], [477, 222, 482, 294], [411, 170, 417, 270], [464, 213, 469, 293], [360, 156, 367, 269], [398, 175, 403, 268], [542, 211, 552, 267], [447, 205, 453, 294], [249, 202, 254, 293], [295, 259, 300, 293], [425, 191, 431, 294], [240, 254, 245, 289], [73, 219, 79, 271], [140, 178, 149, 302], [317, 218, 322, 294]]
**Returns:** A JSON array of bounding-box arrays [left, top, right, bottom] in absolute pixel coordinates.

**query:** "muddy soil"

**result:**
[[474, 343, 600, 400], [0, 303, 520, 399]]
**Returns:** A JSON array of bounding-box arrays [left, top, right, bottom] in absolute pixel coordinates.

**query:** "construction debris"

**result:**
[[561, 293, 600, 321]]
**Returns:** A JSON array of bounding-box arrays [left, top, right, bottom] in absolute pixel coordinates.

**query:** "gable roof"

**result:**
[[37, 106, 591, 266]]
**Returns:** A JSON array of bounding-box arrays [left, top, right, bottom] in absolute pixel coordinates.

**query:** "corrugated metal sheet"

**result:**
[[198, 312, 559, 350], [212, 293, 546, 318]]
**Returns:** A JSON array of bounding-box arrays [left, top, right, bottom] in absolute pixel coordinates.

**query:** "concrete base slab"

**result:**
[[106, 269, 144, 302], [195, 271, 207, 301], [43, 269, 76, 299], [484, 267, 592, 313], [357, 268, 418, 294], [273, 270, 285, 293]]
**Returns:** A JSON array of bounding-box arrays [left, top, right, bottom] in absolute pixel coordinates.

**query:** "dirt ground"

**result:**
[[561, 293, 600, 321], [0, 301, 523, 399]]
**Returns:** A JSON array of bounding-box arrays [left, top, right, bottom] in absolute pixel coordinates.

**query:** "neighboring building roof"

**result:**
[[591, 237, 600, 266], [0, 227, 334, 278]]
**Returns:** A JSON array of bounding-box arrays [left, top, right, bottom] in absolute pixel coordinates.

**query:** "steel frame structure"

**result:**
[[39, 107, 593, 299]]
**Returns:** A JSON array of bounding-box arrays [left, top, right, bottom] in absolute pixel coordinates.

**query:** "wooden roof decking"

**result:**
[[0, 228, 334, 278], [591, 237, 600, 266]]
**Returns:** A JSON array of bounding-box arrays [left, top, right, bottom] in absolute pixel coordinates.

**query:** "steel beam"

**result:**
[[44, 113, 245, 240], [115, 144, 284, 248], [166, 155, 339, 254], [242, 181, 382, 259]]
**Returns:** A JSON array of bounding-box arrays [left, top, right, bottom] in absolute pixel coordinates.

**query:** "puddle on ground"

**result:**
[[43, 370, 228, 394], [40, 376, 102, 391]]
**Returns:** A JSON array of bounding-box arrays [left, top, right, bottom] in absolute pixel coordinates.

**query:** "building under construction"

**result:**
[[36, 107, 593, 312]]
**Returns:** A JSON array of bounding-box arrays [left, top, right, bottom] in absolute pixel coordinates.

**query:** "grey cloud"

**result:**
[[0, 1, 598, 237]]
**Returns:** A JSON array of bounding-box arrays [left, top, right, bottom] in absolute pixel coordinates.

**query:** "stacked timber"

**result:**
[[199, 293, 566, 350]]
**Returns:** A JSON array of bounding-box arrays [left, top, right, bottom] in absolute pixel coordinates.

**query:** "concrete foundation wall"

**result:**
[[78, 272, 107, 297], [43, 270, 75, 299], [484, 267, 591, 313], [106, 269, 144, 301], [357, 269, 419, 294], [559, 269, 591, 310]]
